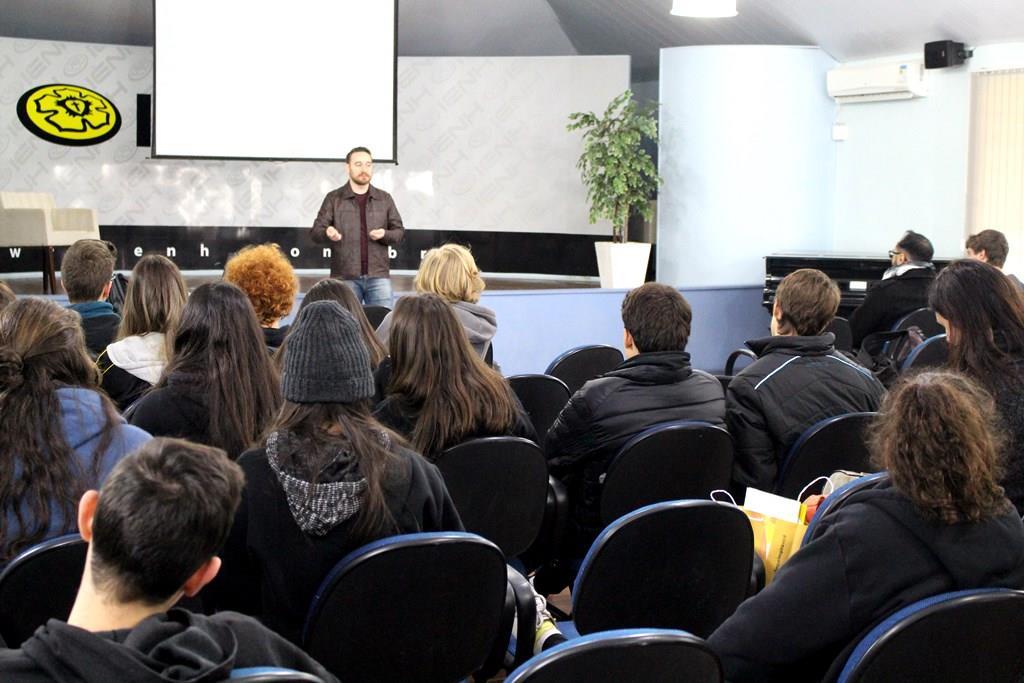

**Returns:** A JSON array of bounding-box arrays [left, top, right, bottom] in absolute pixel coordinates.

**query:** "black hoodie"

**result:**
[[0, 608, 337, 682], [708, 480, 1024, 682]]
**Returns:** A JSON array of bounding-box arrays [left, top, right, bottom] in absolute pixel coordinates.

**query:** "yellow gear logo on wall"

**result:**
[[17, 84, 121, 146]]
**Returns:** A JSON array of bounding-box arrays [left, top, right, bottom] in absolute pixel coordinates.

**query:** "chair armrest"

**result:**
[[506, 566, 537, 671]]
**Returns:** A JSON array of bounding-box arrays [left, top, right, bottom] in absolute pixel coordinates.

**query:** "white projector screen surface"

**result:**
[[154, 0, 396, 161]]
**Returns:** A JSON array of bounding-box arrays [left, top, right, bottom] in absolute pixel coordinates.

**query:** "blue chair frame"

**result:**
[[900, 334, 948, 372], [229, 668, 325, 681], [776, 413, 877, 499]]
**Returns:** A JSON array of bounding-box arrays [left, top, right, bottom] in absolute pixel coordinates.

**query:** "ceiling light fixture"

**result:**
[[670, 0, 738, 18]]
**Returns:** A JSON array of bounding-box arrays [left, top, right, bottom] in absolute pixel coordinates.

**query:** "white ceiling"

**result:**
[[2, 0, 1023, 81]]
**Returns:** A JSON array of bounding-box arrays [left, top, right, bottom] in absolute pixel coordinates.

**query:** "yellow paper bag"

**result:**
[[760, 514, 807, 583]]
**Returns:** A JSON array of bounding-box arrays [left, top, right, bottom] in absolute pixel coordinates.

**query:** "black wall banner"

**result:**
[[0, 226, 655, 279]]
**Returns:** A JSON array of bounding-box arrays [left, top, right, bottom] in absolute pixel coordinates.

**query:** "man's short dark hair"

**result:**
[[90, 438, 244, 605], [896, 231, 934, 263], [345, 146, 372, 163], [61, 239, 116, 302], [966, 229, 1010, 268], [621, 283, 692, 352], [775, 268, 840, 336]]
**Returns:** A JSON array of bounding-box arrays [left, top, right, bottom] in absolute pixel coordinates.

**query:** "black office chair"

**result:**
[[302, 532, 510, 683], [891, 307, 944, 338], [508, 374, 571, 448], [228, 668, 325, 682], [436, 437, 549, 559], [900, 334, 948, 372], [724, 348, 757, 375], [562, 500, 752, 640], [0, 533, 87, 646], [484, 341, 494, 367], [600, 421, 734, 526], [828, 589, 1024, 683], [505, 628, 723, 683], [775, 413, 878, 499], [363, 304, 391, 330], [545, 345, 623, 395], [827, 317, 854, 353], [714, 374, 732, 393]]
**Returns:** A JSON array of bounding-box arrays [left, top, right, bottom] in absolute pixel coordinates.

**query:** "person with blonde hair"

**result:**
[[97, 255, 188, 410], [224, 244, 298, 350], [377, 243, 496, 358]]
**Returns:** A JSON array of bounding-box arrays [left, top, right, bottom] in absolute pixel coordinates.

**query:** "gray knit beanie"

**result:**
[[283, 301, 374, 403]]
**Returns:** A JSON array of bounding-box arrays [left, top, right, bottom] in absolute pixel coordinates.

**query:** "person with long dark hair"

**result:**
[[129, 282, 280, 458], [930, 258, 1024, 513], [709, 371, 1024, 682], [0, 298, 151, 564], [209, 301, 461, 643], [374, 293, 534, 460], [97, 255, 188, 410]]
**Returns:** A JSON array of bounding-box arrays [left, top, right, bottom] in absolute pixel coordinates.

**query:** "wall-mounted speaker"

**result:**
[[924, 41, 972, 69], [136, 94, 151, 147]]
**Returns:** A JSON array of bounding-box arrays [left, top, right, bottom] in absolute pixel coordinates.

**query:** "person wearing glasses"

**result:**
[[849, 230, 936, 348], [311, 146, 405, 307]]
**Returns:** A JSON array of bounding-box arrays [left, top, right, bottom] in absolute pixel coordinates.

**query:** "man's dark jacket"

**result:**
[[67, 302, 120, 358], [726, 334, 885, 493], [849, 266, 935, 347], [545, 351, 726, 546], [310, 184, 404, 279]]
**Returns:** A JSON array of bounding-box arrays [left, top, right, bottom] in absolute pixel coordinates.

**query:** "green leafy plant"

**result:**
[[567, 89, 661, 244]]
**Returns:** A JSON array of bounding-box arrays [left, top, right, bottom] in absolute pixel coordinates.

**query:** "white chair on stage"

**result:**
[[0, 192, 101, 293]]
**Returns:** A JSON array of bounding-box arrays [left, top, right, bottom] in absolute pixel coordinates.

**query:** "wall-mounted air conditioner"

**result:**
[[826, 61, 928, 104]]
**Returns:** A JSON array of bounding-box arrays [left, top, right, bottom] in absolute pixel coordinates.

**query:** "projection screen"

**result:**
[[153, 0, 397, 161]]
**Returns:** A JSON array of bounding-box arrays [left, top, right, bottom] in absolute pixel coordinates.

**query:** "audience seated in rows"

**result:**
[[96, 255, 187, 411], [377, 243, 497, 359], [129, 282, 281, 458], [0, 438, 336, 681], [61, 239, 120, 358], [0, 281, 13, 309], [849, 231, 936, 347], [709, 371, 1024, 682], [224, 243, 299, 351], [209, 301, 462, 643], [374, 293, 534, 460], [0, 298, 150, 565], [545, 283, 725, 558], [728, 268, 885, 493], [966, 228, 1023, 290], [931, 259, 1024, 514]]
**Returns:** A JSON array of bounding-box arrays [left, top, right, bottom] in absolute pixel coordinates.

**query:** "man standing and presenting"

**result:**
[[311, 147, 404, 306]]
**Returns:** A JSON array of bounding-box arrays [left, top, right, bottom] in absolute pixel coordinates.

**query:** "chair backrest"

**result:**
[[776, 412, 878, 499], [505, 628, 722, 683], [827, 317, 854, 353], [724, 348, 757, 376], [545, 345, 624, 395], [302, 532, 507, 683], [900, 334, 948, 372], [573, 501, 753, 639], [802, 472, 889, 548], [891, 307, 944, 338], [835, 589, 1024, 683], [229, 668, 325, 682], [0, 191, 55, 210], [0, 534, 87, 647], [363, 304, 391, 330], [436, 437, 549, 557], [600, 421, 734, 525], [508, 374, 571, 446]]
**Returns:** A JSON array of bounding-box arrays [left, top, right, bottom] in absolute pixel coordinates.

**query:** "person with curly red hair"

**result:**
[[224, 244, 299, 350]]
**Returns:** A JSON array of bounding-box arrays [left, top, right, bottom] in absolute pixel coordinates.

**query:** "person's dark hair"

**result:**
[[869, 370, 1011, 524], [90, 438, 244, 604], [297, 278, 386, 367], [621, 283, 692, 352], [387, 294, 519, 458], [61, 239, 117, 302], [0, 281, 14, 311], [265, 402, 398, 543], [117, 255, 187, 350], [158, 282, 281, 456], [966, 229, 1010, 268], [930, 259, 1024, 388], [346, 146, 372, 163], [0, 298, 119, 562], [774, 268, 840, 336], [896, 230, 934, 263]]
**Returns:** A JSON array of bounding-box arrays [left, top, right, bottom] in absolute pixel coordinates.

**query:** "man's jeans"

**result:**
[[344, 276, 393, 307]]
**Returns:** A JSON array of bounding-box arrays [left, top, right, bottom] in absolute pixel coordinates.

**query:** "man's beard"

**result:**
[[351, 174, 371, 186]]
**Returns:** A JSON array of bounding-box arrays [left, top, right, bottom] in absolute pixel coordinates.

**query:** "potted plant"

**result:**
[[567, 89, 661, 288]]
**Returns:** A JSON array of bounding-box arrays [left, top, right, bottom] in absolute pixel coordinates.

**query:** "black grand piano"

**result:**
[[764, 253, 956, 317]]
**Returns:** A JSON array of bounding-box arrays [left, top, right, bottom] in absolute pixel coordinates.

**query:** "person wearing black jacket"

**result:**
[[849, 230, 936, 347], [729, 269, 885, 494], [0, 438, 337, 682], [545, 283, 725, 555], [709, 371, 1024, 682]]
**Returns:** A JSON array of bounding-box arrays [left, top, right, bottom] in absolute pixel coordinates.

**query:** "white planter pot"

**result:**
[[594, 241, 652, 289]]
